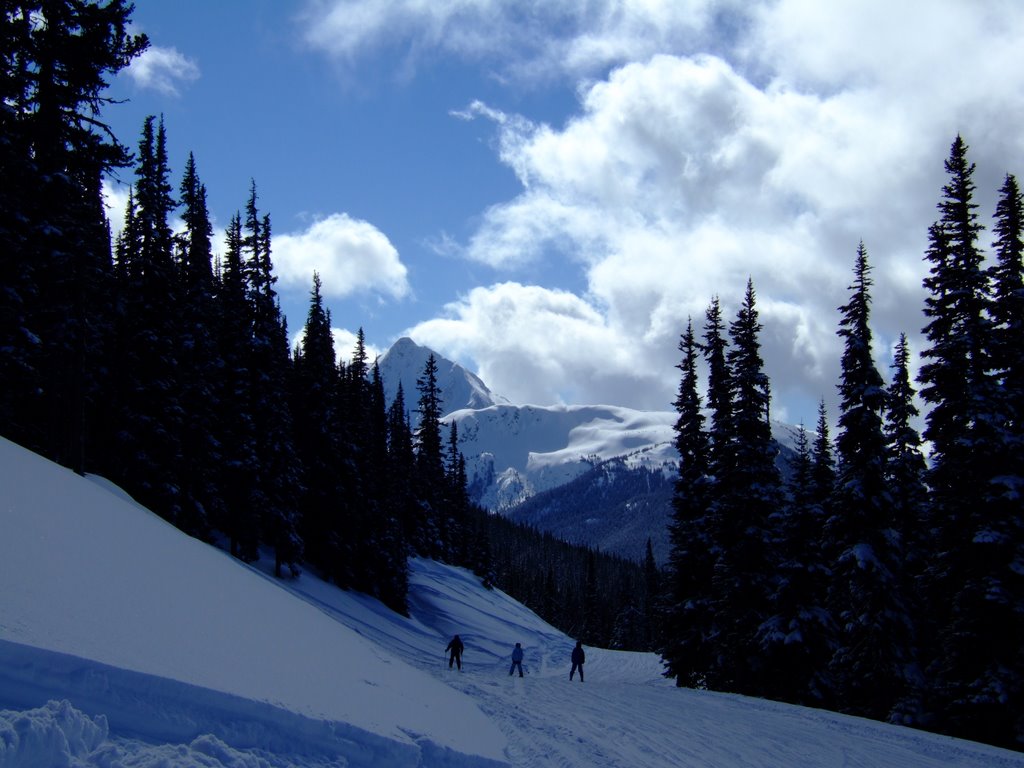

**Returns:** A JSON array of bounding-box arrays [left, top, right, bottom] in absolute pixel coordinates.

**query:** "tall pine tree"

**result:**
[[293, 272, 342, 575], [174, 152, 222, 535], [662, 319, 714, 687], [213, 213, 260, 559], [714, 279, 782, 696], [920, 138, 1022, 748], [760, 419, 835, 707], [0, 0, 146, 471], [827, 242, 912, 719], [414, 354, 445, 556], [114, 115, 187, 527]]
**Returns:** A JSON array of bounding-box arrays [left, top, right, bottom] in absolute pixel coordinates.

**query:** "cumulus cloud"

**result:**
[[420, 3, 1024, 420], [305, 0, 1024, 421], [125, 46, 200, 96], [273, 213, 410, 300], [409, 282, 665, 407]]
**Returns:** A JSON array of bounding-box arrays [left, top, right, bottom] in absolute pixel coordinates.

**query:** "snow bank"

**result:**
[[0, 435, 507, 767], [0, 699, 106, 768]]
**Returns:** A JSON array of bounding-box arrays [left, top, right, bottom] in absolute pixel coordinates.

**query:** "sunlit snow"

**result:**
[[1, 435, 1020, 767]]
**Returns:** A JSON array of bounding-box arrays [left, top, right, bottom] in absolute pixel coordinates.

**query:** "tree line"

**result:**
[[0, 0, 649, 638], [660, 136, 1024, 751]]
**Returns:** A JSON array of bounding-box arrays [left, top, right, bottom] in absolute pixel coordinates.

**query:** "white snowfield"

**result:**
[[1, 435, 1021, 768]]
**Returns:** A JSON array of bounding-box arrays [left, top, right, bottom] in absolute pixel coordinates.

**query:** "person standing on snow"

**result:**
[[509, 642, 524, 677], [570, 640, 585, 682], [446, 634, 464, 670]]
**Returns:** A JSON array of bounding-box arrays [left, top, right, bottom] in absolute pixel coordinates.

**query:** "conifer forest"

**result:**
[[1, 0, 1022, 754]]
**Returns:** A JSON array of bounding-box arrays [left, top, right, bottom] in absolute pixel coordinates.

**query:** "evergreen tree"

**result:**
[[388, 382, 418, 556], [443, 420, 470, 563], [662, 319, 715, 687], [827, 243, 911, 719], [883, 333, 929, 720], [714, 279, 782, 696], [370, 361, 409, 613], [174, 152, 223, 535], [701, 297, 734, 480], [293, 272, 340, 573], [884, 334, 928, 574], [642, 538, 660, 652], [989, 174, 1024, 464], [134, 115, 175, 266], [344, 328, 385, 593], [212, 213, 260, 559], [114, 115, 187, 527], [580, 550, 601, 645], [0, 0, 147, 471], [919, 139, 1022, 748], [919, 137, 998, 525], [760, 422, 835, 707], [982, 175, 1024, 749], [241, 195, 301, 568], [414, 354, 445, 556], [811, 399, 836, 514], [920, 136, 1000, 503]]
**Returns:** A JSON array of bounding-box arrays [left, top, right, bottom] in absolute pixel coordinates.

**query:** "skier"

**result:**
[[446, 634, 464, 671], [570, 640, 585, 682], [509, 642, 524, 677]]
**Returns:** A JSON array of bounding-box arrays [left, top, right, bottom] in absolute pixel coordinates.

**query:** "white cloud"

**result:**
[[273, 213, 410, 301], [101, 179, 130, 238], [437, 1, 1024, 419], [305, 0, 1024, 422], [409, 282, 665, 407], [300, 0, 722, 80], [125, 46, 200, 96]]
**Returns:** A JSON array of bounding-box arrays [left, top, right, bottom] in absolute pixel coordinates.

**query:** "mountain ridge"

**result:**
[[377, 338, 806, 562]]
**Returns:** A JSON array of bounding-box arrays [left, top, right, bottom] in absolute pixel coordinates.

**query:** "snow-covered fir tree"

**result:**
[[827, 242, 914, 719]]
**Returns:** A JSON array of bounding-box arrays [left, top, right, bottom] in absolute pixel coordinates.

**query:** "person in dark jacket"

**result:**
[[446, 634, 464, 670], [509, 642, 524, 677], [570, 640, 585, 682]]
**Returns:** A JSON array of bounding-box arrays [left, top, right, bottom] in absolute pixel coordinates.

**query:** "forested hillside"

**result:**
[[660, 139, 1024, 751], [0, 0, 648, 651]]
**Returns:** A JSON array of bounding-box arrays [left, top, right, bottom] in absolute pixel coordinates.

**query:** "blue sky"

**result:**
[[102, 0, 1024, 426]]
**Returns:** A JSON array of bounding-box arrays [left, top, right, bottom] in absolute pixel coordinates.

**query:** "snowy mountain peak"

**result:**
[[378, 337, 509, 417]]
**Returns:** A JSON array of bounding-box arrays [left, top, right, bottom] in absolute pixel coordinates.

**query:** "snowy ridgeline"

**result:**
[[2, 435, 1023, 768]]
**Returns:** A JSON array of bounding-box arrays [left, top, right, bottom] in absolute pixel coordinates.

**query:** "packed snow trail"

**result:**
[[341, 559, 1024, 768], [2, 434, 1024, 767]]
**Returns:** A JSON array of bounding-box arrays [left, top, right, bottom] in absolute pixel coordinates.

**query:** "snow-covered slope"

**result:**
[[3, 434, 1021, 768], [0, 435, 504, 767], [450, 403, 678, 510]]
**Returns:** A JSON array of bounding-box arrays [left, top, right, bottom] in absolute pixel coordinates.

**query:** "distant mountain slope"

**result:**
[[448, 403, 678, 510], [377, 337, 508, 417], [377, 339, 809, 563], [501, 424, 802, 564], [505, 457, 676, 565]]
